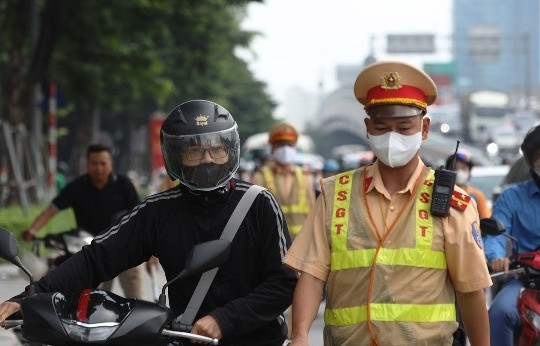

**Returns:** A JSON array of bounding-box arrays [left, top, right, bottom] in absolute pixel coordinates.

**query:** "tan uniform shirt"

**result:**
[[283, 160, 492, 345], [252, 162, 316, 238]]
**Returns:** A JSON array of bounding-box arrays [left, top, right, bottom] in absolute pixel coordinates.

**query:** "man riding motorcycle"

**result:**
[[0, 99, 298, 345], [484, 124, 540, 345]]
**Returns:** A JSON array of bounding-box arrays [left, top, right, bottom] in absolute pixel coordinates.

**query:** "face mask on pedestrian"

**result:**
[[368, 124, 423, 168], [455, 169, 470, 185], [273, 145, 297, 164]]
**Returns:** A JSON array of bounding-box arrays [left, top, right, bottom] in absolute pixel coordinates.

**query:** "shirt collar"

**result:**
[[526, 179, 540, 197], [365, 159, 426, 197]]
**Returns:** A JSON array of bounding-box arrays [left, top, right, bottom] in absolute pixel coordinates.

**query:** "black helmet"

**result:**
[[160, 100, 240, 191], [521, 124, 540, 167]]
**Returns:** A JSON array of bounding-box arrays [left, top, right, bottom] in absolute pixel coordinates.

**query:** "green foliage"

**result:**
[[0, 0, 276, 163], [0, 203, 77, 261], [0, 203, 76, 238]]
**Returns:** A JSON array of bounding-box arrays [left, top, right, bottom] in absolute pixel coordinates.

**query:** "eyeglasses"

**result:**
[[184, 146, 228, 161]]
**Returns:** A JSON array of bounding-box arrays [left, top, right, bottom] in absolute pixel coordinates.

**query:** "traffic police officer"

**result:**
[[252, 123, 316, 241], [283, 61, 492, 346]]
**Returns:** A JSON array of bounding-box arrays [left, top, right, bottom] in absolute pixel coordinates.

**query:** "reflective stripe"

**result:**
[[325, 303, 456, 326], [294, 167, 307, 208], [331, 172, 354, 253], [262, 167, 310, 215], [416, 170, 435, 250], [330, 247, 447, 270], [262, 167, 277, 194], [288, 224, 303, 235], [280, 204, 311, 214]]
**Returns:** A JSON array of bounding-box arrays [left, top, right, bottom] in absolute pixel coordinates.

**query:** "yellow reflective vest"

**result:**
[[262, 166, 311, 239], [322, 167, 457, 345]]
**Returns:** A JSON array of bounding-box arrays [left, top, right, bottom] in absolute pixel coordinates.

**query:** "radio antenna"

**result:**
[[449, 140, 461, 171]]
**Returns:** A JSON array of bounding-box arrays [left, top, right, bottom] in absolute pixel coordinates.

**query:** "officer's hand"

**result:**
[[0, 301, 21, 329], [489, 257, 510, 273], [21, 229, 35, 243], [145, 255, 159, 274], [190, 315, 222, 344]]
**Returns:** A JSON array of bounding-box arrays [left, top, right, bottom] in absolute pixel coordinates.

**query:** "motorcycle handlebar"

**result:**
[[0, 319, 23, 327], [32, 234, 66, 251], [490, 267, 526, 279], [162, 329, 219, 345]]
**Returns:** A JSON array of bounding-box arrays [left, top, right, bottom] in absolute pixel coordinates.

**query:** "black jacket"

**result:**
[[29, 179, 297, 345]]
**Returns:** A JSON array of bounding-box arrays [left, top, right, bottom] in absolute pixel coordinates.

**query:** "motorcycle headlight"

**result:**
[[525, 307, 540, 332], [62, 320, 119, 342]]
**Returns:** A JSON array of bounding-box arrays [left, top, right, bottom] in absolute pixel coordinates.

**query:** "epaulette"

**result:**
[[450, 190, 471, 212]]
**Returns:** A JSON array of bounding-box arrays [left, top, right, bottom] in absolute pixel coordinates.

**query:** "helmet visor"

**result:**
[[161, 126, 240, 191]]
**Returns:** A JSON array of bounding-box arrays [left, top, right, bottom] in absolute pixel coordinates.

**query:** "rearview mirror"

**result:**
[[480, 218, 506, 236], [0, 226, 36, 293], [157, 238, 230, 307], [0, 226, 20, 262], [184, 239, 230, 275]]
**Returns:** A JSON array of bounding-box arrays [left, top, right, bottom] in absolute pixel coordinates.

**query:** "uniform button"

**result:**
[[390, 205, 395, 212]]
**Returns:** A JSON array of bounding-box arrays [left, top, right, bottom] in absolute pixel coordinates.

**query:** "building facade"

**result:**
[[453, 0, 540, 99]]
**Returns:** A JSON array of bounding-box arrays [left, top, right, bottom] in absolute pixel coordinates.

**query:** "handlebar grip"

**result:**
[[490, 267, 526, 278], [0, 319, 23, 327]]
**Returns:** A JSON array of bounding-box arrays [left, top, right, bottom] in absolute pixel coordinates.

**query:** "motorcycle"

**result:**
[[20, 228, 95, 280], [0, 226, 230, 345], [482, 217, 540, 346]]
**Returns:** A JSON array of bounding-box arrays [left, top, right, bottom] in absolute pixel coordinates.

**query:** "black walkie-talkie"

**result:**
[[430, 141, 460, 216]]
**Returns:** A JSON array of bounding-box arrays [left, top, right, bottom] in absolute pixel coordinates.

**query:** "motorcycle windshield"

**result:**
[[54, 289, 133, 342]]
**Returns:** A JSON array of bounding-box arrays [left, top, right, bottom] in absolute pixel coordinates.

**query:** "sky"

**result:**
[[240, 0, 453, 118]]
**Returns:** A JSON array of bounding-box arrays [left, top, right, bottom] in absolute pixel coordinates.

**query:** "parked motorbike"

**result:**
[[20, 228, 94, 280], [482, 217, 540, 346], [0, 226, 230, 345]]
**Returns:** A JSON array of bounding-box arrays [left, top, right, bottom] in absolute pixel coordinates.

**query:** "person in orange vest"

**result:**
[[252, 123, 316, 241], [282, 61, 491, 346], [446, 150, 491, 219]]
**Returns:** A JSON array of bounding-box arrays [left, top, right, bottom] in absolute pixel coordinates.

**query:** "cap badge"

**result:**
[[380, 72, 402, 90], [195, 114, 209, 126]]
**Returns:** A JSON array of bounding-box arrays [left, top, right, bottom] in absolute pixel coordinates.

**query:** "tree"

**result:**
[[0, 0, 275, 175]]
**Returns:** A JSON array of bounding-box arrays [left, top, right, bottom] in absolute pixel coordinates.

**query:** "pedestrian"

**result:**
[[0, 100, 297, 345], [445, 150, 491, 219], [21, 143, 145, 299], [484, 124, 540, 345], [283, 61, 491, 345], [252, 122, 316, 240]]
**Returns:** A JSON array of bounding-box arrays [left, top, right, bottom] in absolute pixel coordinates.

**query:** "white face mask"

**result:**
[[368, 130, 423, 168], [455, 169, 470, 185], [273, 146, 297, 164]]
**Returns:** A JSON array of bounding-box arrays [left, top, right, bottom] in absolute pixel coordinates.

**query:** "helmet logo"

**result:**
[[195, 114, 209, 126]]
